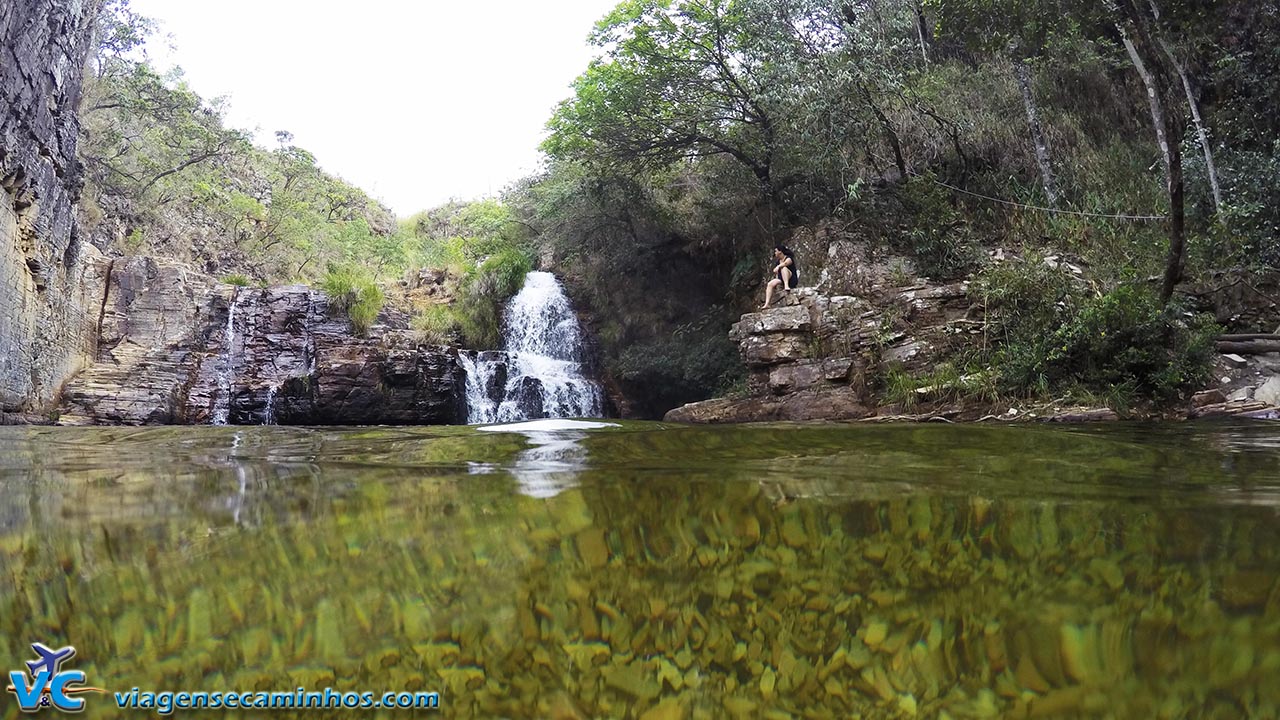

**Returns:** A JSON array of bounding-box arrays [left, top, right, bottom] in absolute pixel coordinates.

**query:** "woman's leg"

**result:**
[[780, 266, 793, 290], [762, 278, 780, 309]]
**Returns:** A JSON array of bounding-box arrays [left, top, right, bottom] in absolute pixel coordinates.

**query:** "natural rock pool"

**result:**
[[2, 420, 1279, 718]]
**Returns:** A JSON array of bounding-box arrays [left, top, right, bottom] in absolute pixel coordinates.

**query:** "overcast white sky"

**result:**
[[128, 0, 618, 216]]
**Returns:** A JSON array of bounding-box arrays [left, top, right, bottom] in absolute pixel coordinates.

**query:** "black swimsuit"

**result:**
[[776, 257, 799, 286]]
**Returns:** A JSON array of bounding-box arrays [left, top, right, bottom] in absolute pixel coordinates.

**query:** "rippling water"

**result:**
[[2, 420, 1280, 718]]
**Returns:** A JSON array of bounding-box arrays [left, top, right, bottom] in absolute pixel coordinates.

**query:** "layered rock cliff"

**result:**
[[1, 0, 104, 419], [664, 280, 973, 423], [57, 257, 466, 426]]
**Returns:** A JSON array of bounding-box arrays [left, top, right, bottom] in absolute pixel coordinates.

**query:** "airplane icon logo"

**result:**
[[6, 642, 105, 713], [25, 644, 77, 680]]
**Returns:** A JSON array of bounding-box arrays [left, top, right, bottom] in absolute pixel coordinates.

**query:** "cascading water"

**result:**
[[262, 384, 279, 425], [461, 271, 604, 423], [211, 290, 240, 425]]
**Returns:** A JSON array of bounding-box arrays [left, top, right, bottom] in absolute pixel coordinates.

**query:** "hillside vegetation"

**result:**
[[78, 1, 532, 343], [80, 2, 405, 283], [79, 0, 1279, 417], [507, 0, 1279, 416]]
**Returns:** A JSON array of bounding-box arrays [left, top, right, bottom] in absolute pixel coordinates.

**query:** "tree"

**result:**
[[923, 0, 1092, 205], [81, 2, 247, 206], [1108, 0, 1187, 303], [544, 0, 801, 215]]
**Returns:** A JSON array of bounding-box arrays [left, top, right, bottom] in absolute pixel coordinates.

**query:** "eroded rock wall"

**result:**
[[1, 0, 105, 416], [665, 242, 975, 424], [57, 257, 467, 426]]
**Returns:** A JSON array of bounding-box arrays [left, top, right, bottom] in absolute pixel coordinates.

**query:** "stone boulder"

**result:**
[[509, 376, 546, 419], [1255, 376, 1280, 409], [664, 389, 869, 423]]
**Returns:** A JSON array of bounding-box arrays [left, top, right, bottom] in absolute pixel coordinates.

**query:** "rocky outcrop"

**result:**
[[666, 279, 975, 423], [666, 228, 1280, 424], [57, 256, 466, 426], [1, 0, 105, 415]]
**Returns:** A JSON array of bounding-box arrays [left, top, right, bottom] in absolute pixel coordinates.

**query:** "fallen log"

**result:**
[[1216, 340, 1280, 355], [1218, 333, 1280, 342], [1191, 401, 1277, 419]]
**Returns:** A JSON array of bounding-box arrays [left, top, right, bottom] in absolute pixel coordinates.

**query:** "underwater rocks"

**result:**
[[8, 465, 1280, 719], [57, 256, 466, 425]]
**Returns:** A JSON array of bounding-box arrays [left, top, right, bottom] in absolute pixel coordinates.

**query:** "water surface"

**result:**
[[2, 421, 1279, 718]]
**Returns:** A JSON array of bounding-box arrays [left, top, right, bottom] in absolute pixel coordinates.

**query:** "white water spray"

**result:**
[[262, 384, 279, 425], [211, 290, 240, 425], [461, 272, 604, 423]]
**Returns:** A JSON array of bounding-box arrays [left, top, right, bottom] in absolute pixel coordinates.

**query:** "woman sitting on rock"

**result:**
[[761, 244, 799, 310]]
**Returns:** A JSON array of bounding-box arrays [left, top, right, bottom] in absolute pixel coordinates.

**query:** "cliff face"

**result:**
[[664, 281, 973, 424], [0, 0, 105, 418], [57, 257, 467, 426], [1, 1, 466, 426]]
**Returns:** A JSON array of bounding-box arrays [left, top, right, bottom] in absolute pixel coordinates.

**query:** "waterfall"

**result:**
[[211, 290, 240, 425], [262, 384, 279, 425], [462, 272, 604, 423], [304, 290, 319, 375]]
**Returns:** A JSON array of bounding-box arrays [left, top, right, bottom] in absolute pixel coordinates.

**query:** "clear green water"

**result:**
[[2, 421, 1280, 719]]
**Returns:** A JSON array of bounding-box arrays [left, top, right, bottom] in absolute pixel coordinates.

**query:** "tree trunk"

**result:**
[[1116, 4, 1187, 305], [860, 85, 906, 181], [913, 2, 930, 63], [1120, 31, 1171, 178], [1161, 119, 1186, 304], [1216, 340, 1280, 355], [1160, 42, 1223, 215], [1013, 59, 1060, 207], [1147, 0, 1223, 215], [1218, 334, 1280, 342], [1172, 56, 1218, 212]]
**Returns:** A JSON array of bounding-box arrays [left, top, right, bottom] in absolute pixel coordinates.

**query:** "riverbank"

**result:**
[[664, 237, 1280, 425]]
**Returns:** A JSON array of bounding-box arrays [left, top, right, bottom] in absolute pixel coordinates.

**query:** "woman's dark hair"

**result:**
[[774, 244, 794, 257]]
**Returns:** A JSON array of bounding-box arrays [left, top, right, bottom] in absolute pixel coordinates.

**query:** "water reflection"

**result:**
[[477, 419, 620, 499]]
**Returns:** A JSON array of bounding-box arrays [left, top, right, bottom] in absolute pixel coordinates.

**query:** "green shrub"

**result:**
[[347, 283, 384, 336], [416, 236, 469, 273], [321, 268, 358, 310], [976, 260, 1080, 345], [886, 177, 982, 280], [321, 267, 384, 336], [978, 266, 1219, 402], [222, 273, 251, 286], [881, 366, 920, 410], [412, 304, 462, 345], [880, 363, 996, 409], [457, 249, 533, 348]]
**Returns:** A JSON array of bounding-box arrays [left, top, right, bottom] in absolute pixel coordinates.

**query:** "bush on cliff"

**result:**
[[399, 199, 535, 349], [411, 304, 462, 346], [456, 249, 533, 349], [322, 267, 385, 336]]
